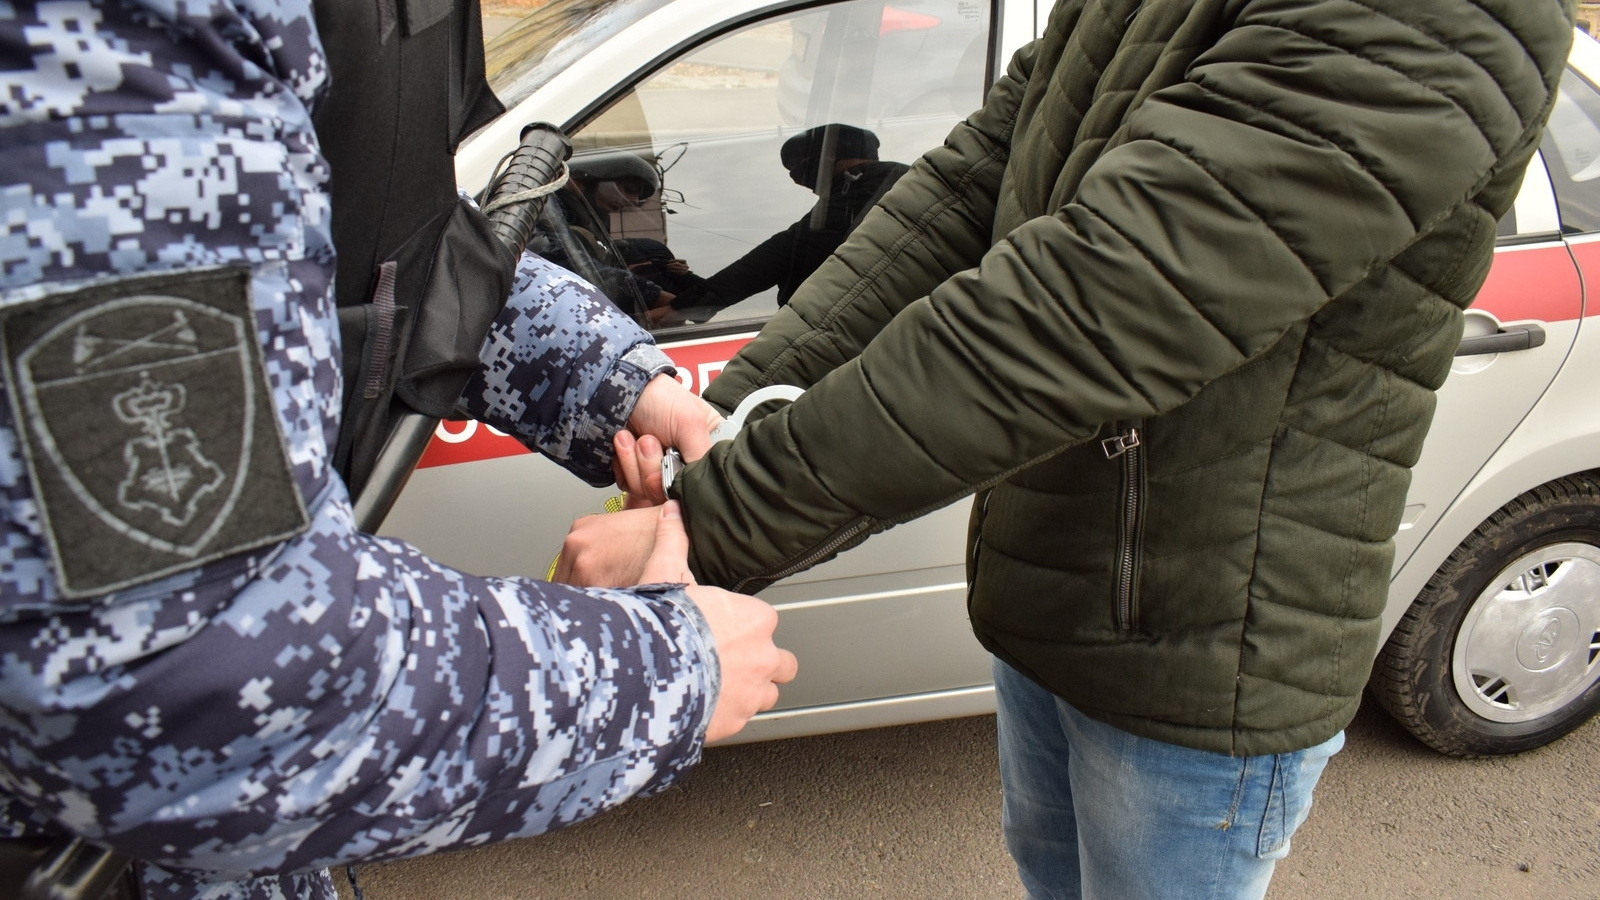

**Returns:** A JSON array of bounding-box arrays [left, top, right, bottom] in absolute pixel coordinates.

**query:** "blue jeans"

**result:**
[[994, 659, 1343, 900]]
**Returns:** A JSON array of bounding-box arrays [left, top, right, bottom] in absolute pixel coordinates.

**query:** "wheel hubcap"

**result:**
[[1452, 542, 1600, 723]]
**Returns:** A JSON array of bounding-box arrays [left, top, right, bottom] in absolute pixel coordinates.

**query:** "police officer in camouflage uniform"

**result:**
[[0, 2, 796, 898]]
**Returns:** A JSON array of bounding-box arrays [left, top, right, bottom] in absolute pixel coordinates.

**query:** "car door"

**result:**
[[1387, 57, 1598, 632], [386, 0, 1006, 742]]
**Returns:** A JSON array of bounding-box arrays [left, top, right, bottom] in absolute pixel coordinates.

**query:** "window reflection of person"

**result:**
[[534, 153, 678, 321], [650, 124, 909, 325]]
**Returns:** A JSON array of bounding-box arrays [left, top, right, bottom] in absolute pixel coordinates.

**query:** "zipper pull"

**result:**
[[1102, 426, 1141, 459]]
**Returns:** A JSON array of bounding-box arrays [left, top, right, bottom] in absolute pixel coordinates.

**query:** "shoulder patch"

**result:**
[[1, 268, 310, 598]]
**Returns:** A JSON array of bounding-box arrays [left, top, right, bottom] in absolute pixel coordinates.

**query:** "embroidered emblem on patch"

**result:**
[[1, 268, 309, 598]]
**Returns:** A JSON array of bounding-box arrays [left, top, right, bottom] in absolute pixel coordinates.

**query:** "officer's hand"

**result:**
[[637, 502, 796, 744], [612, 431, 665, 510], [555, 504, 659, 587], [619, 374, 721, 505]]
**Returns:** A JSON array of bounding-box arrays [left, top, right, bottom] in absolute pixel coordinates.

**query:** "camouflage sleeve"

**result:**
[[457, 252, 675, 487], [0, 3, 716, 898]]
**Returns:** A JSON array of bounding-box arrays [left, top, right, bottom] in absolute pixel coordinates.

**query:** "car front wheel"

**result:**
[[1371, 474, 1600, 757]]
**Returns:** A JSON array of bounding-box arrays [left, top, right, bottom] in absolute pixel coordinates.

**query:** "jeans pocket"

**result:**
[[1255, 754, 1292, 859], [1255, 735, 1339, 860]]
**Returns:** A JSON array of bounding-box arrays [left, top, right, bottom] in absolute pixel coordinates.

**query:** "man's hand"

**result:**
[[619, 374, 721, 505], [635, 502, 796, 744]]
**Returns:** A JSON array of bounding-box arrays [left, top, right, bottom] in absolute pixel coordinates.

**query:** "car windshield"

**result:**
[[482, 0, 673, 109]]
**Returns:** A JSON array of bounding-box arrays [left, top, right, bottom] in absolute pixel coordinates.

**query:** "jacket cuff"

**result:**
[[622, 343, 676, 382], [633, 581, 722, 746]]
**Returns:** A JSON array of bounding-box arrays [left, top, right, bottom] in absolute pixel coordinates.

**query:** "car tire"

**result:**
[[1371, 473, 1600, 757]]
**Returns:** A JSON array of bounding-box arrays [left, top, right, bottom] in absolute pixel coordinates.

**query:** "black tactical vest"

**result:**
[[313, 0, 513, 501]]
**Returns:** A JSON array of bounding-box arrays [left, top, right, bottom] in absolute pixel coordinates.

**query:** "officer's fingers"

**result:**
[[624, 464, 666, 509], [637, 501, 694, 585], [773, 647, 799, 685], [613, 432, 660, 508], [559, 509, 658, 587], [691, 588, 793, 744], [551, 550, 573, 585], [612, 430, 640, 493], [551, 514, 598, 584], [631, 435, 668, 506]]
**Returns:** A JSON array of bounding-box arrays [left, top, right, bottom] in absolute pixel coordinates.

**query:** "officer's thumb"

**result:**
[[638, 501, 697, 586]]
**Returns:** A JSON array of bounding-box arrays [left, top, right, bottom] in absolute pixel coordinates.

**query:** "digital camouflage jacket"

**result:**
[[0, 3, 717, 898]]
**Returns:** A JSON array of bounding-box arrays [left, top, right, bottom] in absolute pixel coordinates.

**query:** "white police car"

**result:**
[[382, 0, 1600, 756]]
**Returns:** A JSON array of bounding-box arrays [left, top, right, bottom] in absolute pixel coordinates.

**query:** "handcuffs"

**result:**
[[660, 384, 806, 493]]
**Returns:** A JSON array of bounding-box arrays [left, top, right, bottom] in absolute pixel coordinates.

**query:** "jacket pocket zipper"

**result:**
[[1102, 421, 1145, 632], [966, 489, 992, 610]]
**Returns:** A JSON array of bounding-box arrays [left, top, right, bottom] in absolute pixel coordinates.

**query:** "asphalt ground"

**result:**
[[340, 700, 1600, 900]]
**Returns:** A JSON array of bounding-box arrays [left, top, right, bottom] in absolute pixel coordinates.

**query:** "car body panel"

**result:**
[[1393, 231, 1585, 586]]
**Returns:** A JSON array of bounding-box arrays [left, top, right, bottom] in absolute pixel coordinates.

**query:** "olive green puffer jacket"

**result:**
[[677, 0, 1575, 755]]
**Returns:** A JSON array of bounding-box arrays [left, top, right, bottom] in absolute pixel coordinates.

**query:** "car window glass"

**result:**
[[481, 0, 673, 110], [543, 0, 993, 333], [1541, 68, 1600, 234]]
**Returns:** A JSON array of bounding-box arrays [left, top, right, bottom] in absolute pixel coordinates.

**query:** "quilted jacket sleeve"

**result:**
[[684, 0, 1574, 591], [703, 40, 1034, 403]]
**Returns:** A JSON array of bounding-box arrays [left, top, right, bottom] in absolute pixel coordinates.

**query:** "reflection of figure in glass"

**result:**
[[614, 237, 704, 296], [652, 124, 908, 324], [533, 152, 679, 321]]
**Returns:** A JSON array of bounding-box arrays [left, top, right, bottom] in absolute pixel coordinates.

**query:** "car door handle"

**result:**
[[1456, 323, 1546, 357]]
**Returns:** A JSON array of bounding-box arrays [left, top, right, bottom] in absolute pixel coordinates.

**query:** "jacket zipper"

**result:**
[[966, 489, 993, 608], [1102, 420, 1144, 632]]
